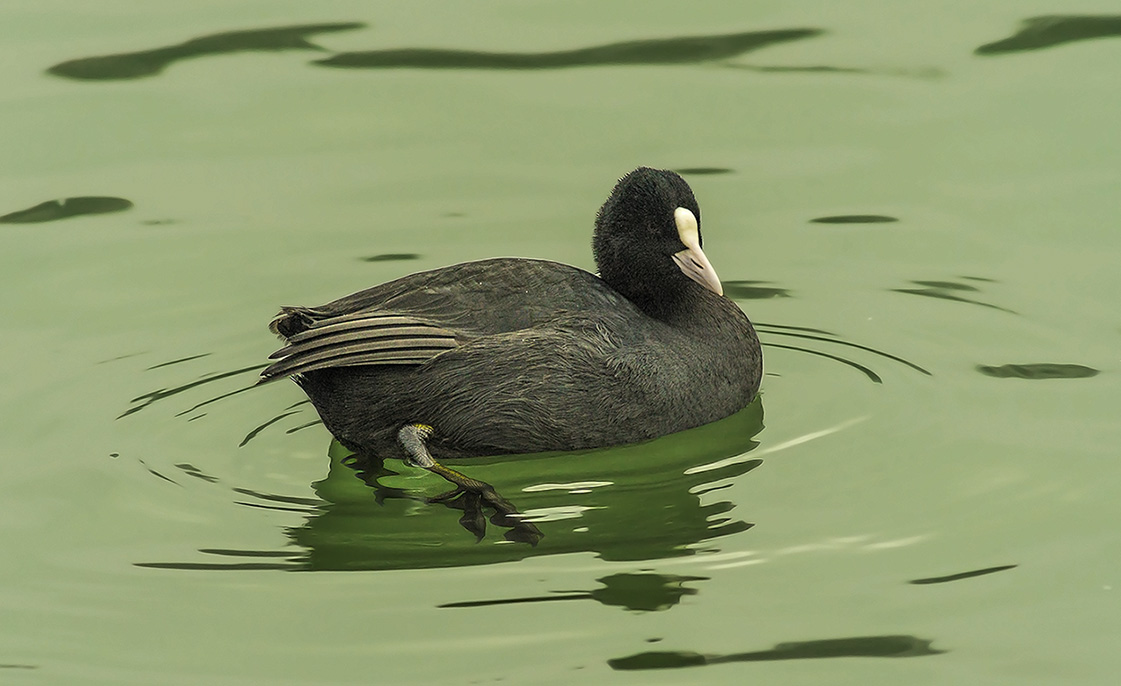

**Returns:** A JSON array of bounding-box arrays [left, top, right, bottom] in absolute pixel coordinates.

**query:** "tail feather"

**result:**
[[269, 306, 326, 339]]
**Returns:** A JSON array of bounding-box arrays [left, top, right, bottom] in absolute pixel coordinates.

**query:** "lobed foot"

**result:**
[[396, 423, 542, 544]]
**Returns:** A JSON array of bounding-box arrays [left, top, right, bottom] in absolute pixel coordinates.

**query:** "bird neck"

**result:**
[[634, 282, 723, 327]]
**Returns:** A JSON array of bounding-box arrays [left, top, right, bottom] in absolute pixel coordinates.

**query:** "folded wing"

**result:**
[[261, 309, 459, 381]]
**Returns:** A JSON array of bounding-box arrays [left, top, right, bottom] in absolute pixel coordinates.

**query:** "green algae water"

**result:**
[[2, 2, 1120, 684]]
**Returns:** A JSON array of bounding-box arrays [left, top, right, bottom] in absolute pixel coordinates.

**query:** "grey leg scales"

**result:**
[[397, 424, 502, 496]]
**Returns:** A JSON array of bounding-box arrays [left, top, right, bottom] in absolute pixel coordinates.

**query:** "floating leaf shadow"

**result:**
[[609, 635, 946, 670], [909, 564, 1017, 585], [361, 253, 421, 262], [976, 15, 1121, 55], [0, 197, 132, 223], [674, 167, 733, 176], [724, 281, 791, 300], [976, 363, 1099, 380], [48, 22, 365, 80], [891, 278, 1016, 314], [811, 214, 898, 224], [314, 29, 822, 70]]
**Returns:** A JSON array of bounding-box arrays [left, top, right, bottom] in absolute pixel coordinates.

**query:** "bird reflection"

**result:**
[[133, 398, 765, 571]]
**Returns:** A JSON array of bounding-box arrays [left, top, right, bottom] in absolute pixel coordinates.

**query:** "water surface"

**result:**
[[2, 2, 1119, 684]]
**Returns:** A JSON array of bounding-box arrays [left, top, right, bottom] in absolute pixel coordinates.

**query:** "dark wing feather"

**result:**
[[261, 311, 459, 381]]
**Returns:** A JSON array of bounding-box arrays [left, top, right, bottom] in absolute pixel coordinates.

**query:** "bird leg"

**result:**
[[397, 424, 542, 544]]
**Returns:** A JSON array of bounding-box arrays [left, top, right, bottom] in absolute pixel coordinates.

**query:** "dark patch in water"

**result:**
[[591, 573, 708, 612], [286, 419, 323, 434], [438, 573, 709, 612], [757, 323, 932, 381], [230, 487, 322, 508], [147, 353, 212, 370], [892, 279, 1016, 314], [674, 167, 733, 175], [725, 64, 945, 80], [0, 196, 133, 223], [361, 253, 421, 262], [199, 548, 299, 558], [976, 15, 1121, 55], [138, 459, 180, 487], [136, 560, 297, 571], [315, 29, 822, 70], [765, 343, 882, 383], [48, 22, 365, 80], [811, 214, 898, 224], [911, 280, 978, 291], [119, 363, 264, 418], [240, 410, 302, 447], [910, 564, 1017, 585], [609, 635, 946, 670], [175, 463, 220, 483], [724, 280, 791, 299], [976, 363, 1099, 380]]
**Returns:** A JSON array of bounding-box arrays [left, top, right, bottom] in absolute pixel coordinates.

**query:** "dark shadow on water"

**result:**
[[976, 363, 1099, 380], [119, 363, 265, 419], [752, 322, 932, 383], [0, 197, 132, 223], [314, 29, 821, 70], [609, 635, 945, 670], [361, 253, 421, 262], [439, 572, 708, 612], [811, 214, 898, 224], [764, 343, 882, 383], [723, 281, 791, 300], [891, 278, 1017, 314], [137, 458, 180, 487], [723, 64, 945, 80], [47, 22, 365, 80], [674, 167, 734, 176], [147, 353, 212, 370], [717, 284, 930, 382], [238, 411, 302, 447], [134, 398, 766, 571], [910, 564, 1017, 585], [174, 463, 220, 484], [976, 15, 1121, 55]]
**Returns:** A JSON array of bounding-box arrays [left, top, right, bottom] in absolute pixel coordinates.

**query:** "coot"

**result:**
[[261, 167, 761, 500]]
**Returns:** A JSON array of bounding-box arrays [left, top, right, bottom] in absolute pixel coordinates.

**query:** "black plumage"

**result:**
[[261, 168, 762, 466]]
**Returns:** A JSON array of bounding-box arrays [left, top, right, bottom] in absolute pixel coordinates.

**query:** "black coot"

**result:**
[[261, 167, 762, 503]]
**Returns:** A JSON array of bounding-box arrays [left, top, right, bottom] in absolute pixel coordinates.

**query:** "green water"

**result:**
[[3, 2, 1120, 684]]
